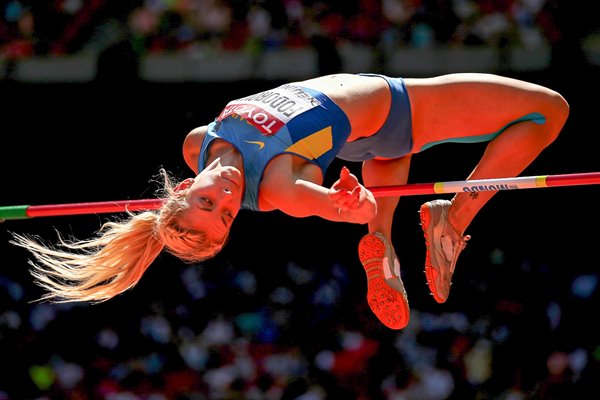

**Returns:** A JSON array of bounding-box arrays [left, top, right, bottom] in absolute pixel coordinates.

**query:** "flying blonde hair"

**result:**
[[10, 169, 227, 303]]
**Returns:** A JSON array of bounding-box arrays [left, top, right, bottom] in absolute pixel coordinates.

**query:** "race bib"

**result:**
[[217, 84, 320, 136]]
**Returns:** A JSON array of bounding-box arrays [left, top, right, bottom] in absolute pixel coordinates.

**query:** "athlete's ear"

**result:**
[[174, 178, 195, 193]]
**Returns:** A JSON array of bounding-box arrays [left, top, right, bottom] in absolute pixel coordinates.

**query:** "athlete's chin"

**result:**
[[222, 168, 242, 186]]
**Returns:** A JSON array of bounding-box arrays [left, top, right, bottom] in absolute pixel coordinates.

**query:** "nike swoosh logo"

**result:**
[[245, 140, 265, 149]]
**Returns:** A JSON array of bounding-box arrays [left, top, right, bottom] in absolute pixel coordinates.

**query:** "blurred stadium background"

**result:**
[[1, 1, 599, 399]]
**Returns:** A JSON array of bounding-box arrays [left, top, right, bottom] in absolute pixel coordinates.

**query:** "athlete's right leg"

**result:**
[[406, 73, 569, 303], [407, 73, 569, 234]]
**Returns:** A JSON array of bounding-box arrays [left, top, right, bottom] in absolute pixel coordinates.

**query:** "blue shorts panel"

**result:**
[[336, 74, 413, 162]]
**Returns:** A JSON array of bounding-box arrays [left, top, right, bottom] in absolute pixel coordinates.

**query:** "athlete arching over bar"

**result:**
[[11, 73, 569, 330]]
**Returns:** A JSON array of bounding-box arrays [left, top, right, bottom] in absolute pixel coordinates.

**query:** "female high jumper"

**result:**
[[11, 72, 569, 330]]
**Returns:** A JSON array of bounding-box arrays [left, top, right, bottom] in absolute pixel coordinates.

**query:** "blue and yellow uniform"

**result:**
[[198, 73, 546, 211], [198, 75, 414, 211], [199, 84, 351, 211]]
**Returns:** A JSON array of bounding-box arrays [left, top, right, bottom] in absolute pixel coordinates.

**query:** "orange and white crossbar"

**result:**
[[1, 172, 599, 220], [369, 171, 600, 197]]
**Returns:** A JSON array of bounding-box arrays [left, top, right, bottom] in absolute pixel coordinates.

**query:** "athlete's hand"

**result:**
[[328, 166, 376, 222]]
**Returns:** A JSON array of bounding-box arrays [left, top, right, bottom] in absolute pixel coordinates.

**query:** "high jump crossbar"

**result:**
[[1, 172, 598, 221]]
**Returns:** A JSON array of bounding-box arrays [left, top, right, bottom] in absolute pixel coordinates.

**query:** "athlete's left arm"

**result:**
[[261, 167, 377, 224]]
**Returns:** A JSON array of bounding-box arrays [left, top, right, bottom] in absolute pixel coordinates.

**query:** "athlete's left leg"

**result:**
[[358, 156, 411, 330]]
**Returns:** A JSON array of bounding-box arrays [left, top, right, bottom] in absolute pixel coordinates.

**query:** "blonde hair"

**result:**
[[10, 169, 228, 303]]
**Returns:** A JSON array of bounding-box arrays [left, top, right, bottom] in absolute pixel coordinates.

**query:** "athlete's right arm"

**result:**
[[260, 167, 377, 224]]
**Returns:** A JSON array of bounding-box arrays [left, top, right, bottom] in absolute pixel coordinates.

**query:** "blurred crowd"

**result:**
[[0, 0, 562, 61], [0, 241, 599, 399]]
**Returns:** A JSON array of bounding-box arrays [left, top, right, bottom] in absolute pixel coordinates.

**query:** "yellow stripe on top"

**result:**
[[535, 175, 548, 187], [285, 126, 333, 160]]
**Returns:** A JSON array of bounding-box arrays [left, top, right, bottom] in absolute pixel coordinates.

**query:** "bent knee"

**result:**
[[542, 90, 569, 143]]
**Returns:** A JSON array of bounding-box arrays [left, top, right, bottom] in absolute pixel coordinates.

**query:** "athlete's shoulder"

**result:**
[[183, 126, 208, 173]]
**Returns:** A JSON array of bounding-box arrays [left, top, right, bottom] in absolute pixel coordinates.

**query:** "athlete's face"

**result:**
[[179, 158, 243, 241]]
